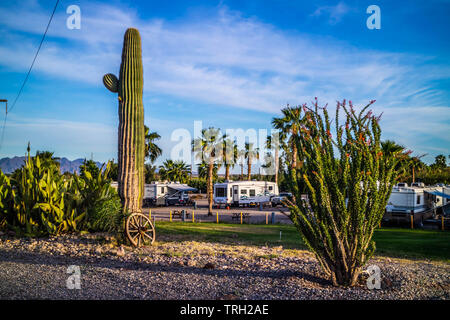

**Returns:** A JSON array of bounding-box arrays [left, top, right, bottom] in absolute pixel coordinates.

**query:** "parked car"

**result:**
[[271, 192, 292, 207]]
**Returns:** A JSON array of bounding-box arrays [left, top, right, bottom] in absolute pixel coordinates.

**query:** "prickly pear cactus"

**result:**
[[103, 28, 145, 214]]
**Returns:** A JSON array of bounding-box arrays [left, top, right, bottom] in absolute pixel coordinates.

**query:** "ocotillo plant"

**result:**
[[103, 28, 145, 213], [285, 99, 406, 286]]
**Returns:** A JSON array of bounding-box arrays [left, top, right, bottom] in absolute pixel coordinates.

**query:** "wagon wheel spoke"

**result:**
[[131, 232, 140, 244], [137, 233, 141, 247], [142, 219, 150, 228], [143, 231, 153, 240], [132, 215, 140, 228]]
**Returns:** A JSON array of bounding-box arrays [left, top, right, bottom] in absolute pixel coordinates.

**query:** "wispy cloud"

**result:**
[[0, 1, 448, 162], [310, 2, 353, 25], [0, 1, 448, 112]]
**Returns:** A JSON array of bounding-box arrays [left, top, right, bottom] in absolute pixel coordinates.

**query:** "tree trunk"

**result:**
[[275, 147, 279, 185], [247, 158, 252, 181], [225, 165, 230, 181], [208, 161, 213, 215], [412, 167, 415, 183], [292, 143, 297, 170]]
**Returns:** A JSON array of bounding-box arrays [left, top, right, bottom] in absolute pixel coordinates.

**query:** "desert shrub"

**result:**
[[285, 100, 406, 286]]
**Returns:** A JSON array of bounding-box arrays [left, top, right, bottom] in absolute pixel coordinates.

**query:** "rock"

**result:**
[[382, 278, 393, 289], [116, 246, 126, 257], [203, 262, 215, 270], [186, 260, 196, 267]]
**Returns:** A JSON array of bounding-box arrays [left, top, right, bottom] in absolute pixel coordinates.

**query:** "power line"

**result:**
[[0, 0, 59, 153], [8, 0, 60, 114]]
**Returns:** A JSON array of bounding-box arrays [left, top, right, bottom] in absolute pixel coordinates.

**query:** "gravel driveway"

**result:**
[[0, 233, 449, 300]]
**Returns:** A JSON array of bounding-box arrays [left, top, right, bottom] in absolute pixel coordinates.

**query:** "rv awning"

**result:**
[[167, 185, 197, 192], [425, 190, 450, 199]]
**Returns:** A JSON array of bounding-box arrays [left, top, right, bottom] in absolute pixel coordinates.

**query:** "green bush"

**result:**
[[87, 194, 124, 233], [0, 148, 123, 237]]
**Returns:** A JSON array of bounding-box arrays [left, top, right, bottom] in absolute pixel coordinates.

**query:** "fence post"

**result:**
[[216, 212, 219, 224], [149, 209, 151, 220], [170, 210, 172, 222], [442, 215, 445, 231], [410, 214, 414, 229], [240, 211, 243, 224], [271, 212, 275, 224], [192, 210, 195, 223], [182, 210, 186, 222], [266, 212, 268, 225]]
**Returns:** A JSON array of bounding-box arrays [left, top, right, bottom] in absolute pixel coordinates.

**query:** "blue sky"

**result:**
[[0, 0, 449, 169]]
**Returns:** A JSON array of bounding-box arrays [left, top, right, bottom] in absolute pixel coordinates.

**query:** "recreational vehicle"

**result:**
[[383, 182, 448, 224], [143, 182, 197, 206], [111, 181, 196, 206], [213, 180, 279, 207]]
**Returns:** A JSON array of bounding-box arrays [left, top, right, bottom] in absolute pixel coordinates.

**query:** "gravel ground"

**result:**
[[0, 232, 449, 300]]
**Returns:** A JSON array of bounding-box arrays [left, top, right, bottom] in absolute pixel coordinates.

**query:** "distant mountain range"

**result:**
[[0, 156, 102, 174]]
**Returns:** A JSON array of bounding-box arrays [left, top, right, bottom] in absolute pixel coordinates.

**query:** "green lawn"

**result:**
[[154, 221, 450, 262]]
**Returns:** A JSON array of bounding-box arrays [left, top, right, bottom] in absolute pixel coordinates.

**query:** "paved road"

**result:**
[[142, 198, 292, 224]]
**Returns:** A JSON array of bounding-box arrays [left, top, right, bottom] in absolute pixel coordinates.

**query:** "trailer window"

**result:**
[[249, 189, 255, 197], [241, 189, 247, 195], [160, 187, 165, 193], [234, 188, 238, 195], [215, 187, 226, 197], [417, 195, 421, 204], [268, 186, 273, 191]]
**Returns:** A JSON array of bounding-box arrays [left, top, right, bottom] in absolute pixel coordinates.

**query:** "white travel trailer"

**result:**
[[385, 183, 428, 215], [384, 182, 447, 224], [143, 181, 197, 206], [111, 181, 196, 206], [213, 180, 279, 207]]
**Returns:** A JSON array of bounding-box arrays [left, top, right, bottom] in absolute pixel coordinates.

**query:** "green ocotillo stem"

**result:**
[[103, 28, 145, 213]]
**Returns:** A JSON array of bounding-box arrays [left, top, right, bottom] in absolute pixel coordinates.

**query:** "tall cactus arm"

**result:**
[[103, 73, 119, 93]]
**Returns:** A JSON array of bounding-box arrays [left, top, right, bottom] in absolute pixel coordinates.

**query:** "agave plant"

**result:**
[[9, 151, 79, 235], [0, 170, 13, 229]]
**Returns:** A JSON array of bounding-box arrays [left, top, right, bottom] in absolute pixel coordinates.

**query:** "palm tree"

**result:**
[[272, 106, 302, 170], [244, 142, 259, 181], [381, 140, 404, 157], [409, 155, 427, 183], [222, 136, 238, 181], [197, 161, 220, 181], [144, 125, 162, 163], [192, 127, 223, 215], [158, 159, 190, 183]]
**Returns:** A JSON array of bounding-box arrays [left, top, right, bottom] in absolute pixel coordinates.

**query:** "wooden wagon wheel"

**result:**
[[125, 212, 155, 247]]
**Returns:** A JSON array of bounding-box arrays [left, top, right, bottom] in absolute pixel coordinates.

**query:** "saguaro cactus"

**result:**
[[103, 28, 145, 214]]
